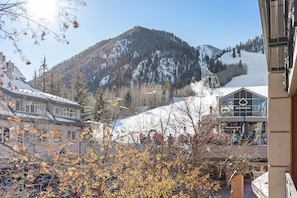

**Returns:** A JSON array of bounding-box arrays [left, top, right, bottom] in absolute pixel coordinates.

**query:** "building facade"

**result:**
[[0, 52, 91, 159], [258, 0, 297, 197], [218, 87, 268, 145]]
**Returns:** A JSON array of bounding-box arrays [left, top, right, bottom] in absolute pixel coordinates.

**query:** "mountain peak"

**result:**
[[43, 28, 264, 94], [50, 27, 200, 93]]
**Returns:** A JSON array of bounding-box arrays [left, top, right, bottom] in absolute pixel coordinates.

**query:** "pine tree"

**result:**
[[162, 80, 173, 104], [49, 70, 55, 95], [94, 88, 106, 122], [123, 91, 132, 110], [72, 66, 90, 121], [232, 48, 236, 58], [39, 56, 48, 92], [32, 69, 39, 89], [54, 71, 62, 96], [237, 48, 241, 57]]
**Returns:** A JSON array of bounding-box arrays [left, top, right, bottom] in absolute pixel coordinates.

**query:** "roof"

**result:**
[[0, 59, 80, 107], [214, 86, 268, 99], [0, 54, 82, 125]]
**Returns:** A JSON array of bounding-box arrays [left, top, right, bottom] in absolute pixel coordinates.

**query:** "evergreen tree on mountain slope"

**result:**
[[72, 66, 91, 120], [124, 91, 132, 111], [94, 88, 106, 122], [237, 35, 264, 53]]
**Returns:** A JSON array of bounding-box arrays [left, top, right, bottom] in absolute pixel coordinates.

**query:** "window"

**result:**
[[15, 100, 45, 115], [55, 107, 61, 116], [61, 107, 76, 119], [220, 95, 234, 116], [18, 133, 23, 144], [18, 130, 29, 144], [30, 103, 34, 113], [39, 131, 48, 142], [16, 100, 20, 111], [52, 130, 62, 142], [0, 127, 10, 142], [68, 131, 76, 141], [219, 90, 267, 117]]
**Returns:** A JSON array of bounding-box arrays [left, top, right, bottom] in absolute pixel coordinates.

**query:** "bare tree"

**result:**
[[0, 0, 86, 63]]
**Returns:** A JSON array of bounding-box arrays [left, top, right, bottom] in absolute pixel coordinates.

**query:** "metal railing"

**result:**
[[286, 173, 297, 198]]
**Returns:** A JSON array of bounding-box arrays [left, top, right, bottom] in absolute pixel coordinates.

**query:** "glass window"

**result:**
[[220, 95, 234, 116], [56, 107, 61, 116], [68, 131, 76, 140], [16, 100, 20, 111], [31, 103, 35, 113], [61, 107, 76, 118], [4, 127, 10, 139], [39, 131, 47, 141], [220, 90, 267, 117]]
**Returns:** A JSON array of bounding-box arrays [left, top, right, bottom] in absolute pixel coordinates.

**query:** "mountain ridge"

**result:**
[[33, 26, 264, 94]]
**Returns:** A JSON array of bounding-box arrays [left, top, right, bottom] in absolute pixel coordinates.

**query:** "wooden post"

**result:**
[[231, 174, 244, 198]]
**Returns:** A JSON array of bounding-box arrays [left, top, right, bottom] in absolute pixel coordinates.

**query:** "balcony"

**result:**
[[259, 0, 297, 92]]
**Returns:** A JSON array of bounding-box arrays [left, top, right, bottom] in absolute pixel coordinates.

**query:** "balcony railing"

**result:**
[[286, 173, 297, 198]]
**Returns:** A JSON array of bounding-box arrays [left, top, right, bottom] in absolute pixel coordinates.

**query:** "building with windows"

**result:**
[[202, 86, 268, 193], [0, 52, 90, 158], [258, 0, 297, 197], [218, 87, 267, 145]]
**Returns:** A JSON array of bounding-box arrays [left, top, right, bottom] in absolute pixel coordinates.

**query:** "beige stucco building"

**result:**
[[258, 0, 297, 197], [0, 52, 92, 159]]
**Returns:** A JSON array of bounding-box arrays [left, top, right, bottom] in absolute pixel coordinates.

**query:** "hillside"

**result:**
[[219, 50, 267, 87], [35, 26, 264, 95], [50, 26, 200, 93]]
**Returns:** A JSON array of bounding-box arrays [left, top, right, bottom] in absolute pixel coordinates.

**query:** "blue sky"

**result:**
[[2, 0, 262, 80]]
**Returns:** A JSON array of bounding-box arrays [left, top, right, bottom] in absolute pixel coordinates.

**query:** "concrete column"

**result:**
[[268, 72, 291, 198], [291, 96, 297, 184]]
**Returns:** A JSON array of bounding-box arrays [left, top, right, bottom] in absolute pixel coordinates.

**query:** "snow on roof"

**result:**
[[0, 106, 14, 116], [38, 92, 80, 107], [54, 116, 77, 123], [11, 66, 26, 80], [9, 88, 48, 100], [215, 86, 268, 98], [15, 112, 50, 121], [0, 59, 79, 107]]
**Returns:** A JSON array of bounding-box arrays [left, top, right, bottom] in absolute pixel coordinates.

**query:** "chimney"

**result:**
[[6, 61, 14, 80], [0, 52, 5, 62]]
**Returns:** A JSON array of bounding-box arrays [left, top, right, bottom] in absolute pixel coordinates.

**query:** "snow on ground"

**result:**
[[219, 51, 268, 87], [112, 93, 217, 143], [110, 50, 268, 143]]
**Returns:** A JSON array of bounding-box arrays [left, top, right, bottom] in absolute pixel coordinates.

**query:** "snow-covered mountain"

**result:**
[[108, 49, 268, 143], [44, 26, 264, 94], [49, 26, 201, 93]]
